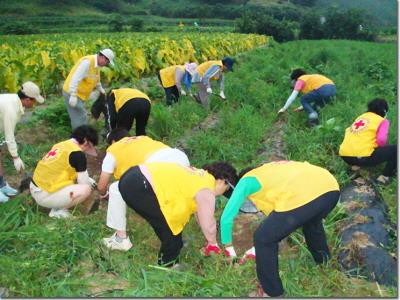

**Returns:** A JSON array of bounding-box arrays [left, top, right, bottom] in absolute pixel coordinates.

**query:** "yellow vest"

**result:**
[[63, 55, 100, 101], [196, 60, 223, 80], [146, 162, 216, 235], [111, 88, 151, 112], [107, 136, 169, 180], [339, 112, 384, 157], [159, 65, 185, 88], [33, 140, 82, 193], [298, 74, 334, 94], [244, 161, 339, 215]]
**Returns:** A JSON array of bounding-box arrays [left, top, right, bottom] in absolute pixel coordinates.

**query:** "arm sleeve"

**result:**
[[218, 72, 224, 91], [3, 111, 18, 157], [68, 59, 90, 97], [107, 93, 117, 130], [376, 119, 390, 146], [101, 152, 116, 173], [281, 89, 299, 111], [175, 68, 185, 91], [220, 177, 262, 245], [69, 151, 87, 172], [202, 65, 221, 88], [294, 79, 305, 91], [195, 189, 217, 244]]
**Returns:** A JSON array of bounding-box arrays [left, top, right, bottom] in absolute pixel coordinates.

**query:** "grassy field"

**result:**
[[0, 39, 397, 297]]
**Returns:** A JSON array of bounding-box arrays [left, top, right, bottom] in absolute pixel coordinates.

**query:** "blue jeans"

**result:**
[[300, 84, 336, 119]]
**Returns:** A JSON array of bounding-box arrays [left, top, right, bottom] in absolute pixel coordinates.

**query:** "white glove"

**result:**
[[88, 177, 97, 190], [278, 108, 286, 114], [206, 87, 213, 94], [89, 90, 100, 101], [181, 90, 187, 96], [13, 157, 25, 172], [224, 246, 237, 258], [98, 87, 106, 95], [69, 96, 78, 107], [219, 90, 226, 99]]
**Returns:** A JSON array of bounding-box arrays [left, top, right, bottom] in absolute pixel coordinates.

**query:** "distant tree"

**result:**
[[299, 12, 325, 39], [291, 0, 316, 7], [128, 18, 144, 31], [108, 15, 125, 32], [1, 21, 37, 35]]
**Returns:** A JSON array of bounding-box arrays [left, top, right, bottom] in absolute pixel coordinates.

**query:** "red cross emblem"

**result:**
[[43, 148, 59, 160], [351, 118, 368, 133]]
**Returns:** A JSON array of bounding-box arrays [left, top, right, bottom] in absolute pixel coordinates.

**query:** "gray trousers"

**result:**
[[63, 91, 88, 130], [193, 83, 210, 109]]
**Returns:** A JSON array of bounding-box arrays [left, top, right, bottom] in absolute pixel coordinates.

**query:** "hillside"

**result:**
[[0, 0, 396, 27]]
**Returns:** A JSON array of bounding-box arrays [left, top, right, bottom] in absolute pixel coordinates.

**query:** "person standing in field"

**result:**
[[191, 57, 234, 109], [278, 68, 336, 126], [63, 48, 115, 130], [220, 160, 340, 297], [117, 161, 237, 267], [158, 63, 198, 106], [97, 127, 190, 251], [339, 98, 397, 185], [30, 125, 98, 219], [0, 81, 45, 203]]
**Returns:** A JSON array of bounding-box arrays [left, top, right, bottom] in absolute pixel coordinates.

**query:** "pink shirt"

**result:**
[[376, 119, 390, 147], [294, 80, 305, 91]]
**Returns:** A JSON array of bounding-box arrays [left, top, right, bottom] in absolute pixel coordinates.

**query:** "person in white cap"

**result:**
[[62, 48, 115, 129], [30, 125, 98, 218], [0, 81, 45, 203], [158, 62, 198, 106]]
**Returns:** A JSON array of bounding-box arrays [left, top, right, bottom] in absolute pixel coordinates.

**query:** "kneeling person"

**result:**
[[98, 128, 190, 251], [30, 125, 98, 218]]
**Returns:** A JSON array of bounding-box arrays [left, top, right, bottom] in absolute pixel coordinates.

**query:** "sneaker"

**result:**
[[307, 118, 319, 127], [103, 232, 133, 251], [375, 175, 390, 185], [1, 182, 18, 196], [0, 190, 9, 203], [49, 208, 71, 219]]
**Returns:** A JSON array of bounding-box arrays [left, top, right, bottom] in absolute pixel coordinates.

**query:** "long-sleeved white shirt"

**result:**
[[0, 94, 24, 157], [67, 54, 104, 97]]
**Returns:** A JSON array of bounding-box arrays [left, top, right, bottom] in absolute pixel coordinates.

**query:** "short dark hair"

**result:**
[[238, 166, 257, 179], [367, 98, 388, 118], [107, 127, 129, 145], [71, 125, 98, 146], [202, 161, 238, 198], [290, 68, 307, 81]]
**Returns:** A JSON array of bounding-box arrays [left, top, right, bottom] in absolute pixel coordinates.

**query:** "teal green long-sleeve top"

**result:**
[[220, 176, 262, 245]]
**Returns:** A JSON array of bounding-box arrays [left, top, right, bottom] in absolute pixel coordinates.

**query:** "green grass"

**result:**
[[0, 39, 397, 297]]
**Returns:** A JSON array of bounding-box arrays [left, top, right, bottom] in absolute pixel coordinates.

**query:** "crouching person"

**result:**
[[118, 161, 237, 267], [30, 125, 98, 218], [98, 128, 190, 251]]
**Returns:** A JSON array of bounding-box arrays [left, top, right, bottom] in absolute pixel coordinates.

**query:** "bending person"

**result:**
[[98, 128, 190, 251], [30, 125, 98, 218], [118, 161, 237, 267], [278, 68, 336, 126], [220, 160, 340, 297], [339, 98, 396, 184]]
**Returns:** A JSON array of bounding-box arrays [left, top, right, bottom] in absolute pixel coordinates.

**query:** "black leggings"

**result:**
[[254, 191, 340, 297], [341, 144, 397, 177], [158, 71, 180, 106], [119, 166, 183, 266]]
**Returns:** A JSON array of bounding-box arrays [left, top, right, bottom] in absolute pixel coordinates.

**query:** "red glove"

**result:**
[[224, 246, 237, 258], [202, 243, 221, 256]]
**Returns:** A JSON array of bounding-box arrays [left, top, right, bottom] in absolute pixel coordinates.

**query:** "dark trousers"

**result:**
[[341, 145, 397, 177], [254, 191, 340, 297], [301, 84, 336, 118], [158, 72, 180, 106], [119, 166, 183, 266], [116, 99, 151, 136]]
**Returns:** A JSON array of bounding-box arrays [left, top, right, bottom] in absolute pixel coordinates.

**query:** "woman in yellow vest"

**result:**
[[30, 125, 98, 219], [97, 127, 190, 251], [118, 161, 237, 267], [63, 49, 115, 130], [191, 57, 234, 109], [158, 63, 198, 106], [278, 68, 336, 126], [101, 87, 151, 136], [339, 98, 396, 185], [220, 161, 340, 297]]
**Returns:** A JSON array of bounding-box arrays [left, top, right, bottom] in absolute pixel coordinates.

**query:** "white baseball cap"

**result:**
[[21, 81, 45, 103], [99, 48, 115, 66]]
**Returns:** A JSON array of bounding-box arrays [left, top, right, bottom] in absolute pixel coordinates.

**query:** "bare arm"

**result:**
[[195, 189, 217, 245]]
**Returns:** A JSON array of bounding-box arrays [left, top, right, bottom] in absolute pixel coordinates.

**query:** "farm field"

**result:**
[[0, 37, 397, 297]]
